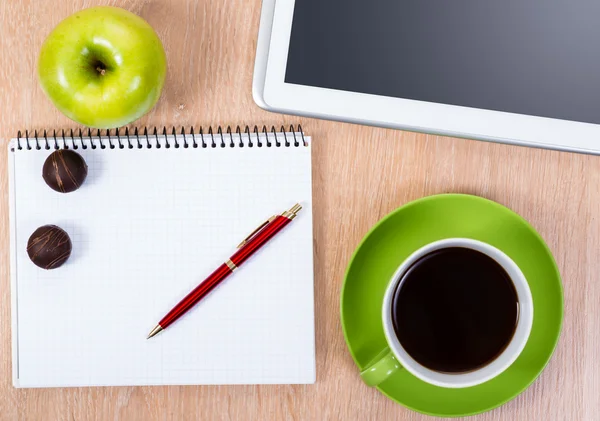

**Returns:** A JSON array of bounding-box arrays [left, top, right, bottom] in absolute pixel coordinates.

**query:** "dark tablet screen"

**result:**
[[285, 0, 600, 124]]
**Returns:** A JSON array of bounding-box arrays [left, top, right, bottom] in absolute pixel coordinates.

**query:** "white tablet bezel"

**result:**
[[255, 0, 600, 154]]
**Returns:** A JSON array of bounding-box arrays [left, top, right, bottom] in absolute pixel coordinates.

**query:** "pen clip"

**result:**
[[237, 215, 277, 248]]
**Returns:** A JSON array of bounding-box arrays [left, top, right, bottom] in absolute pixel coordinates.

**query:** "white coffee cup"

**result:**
[[360, 238, 533, 389]]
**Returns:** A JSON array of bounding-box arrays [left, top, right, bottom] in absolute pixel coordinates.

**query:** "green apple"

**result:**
[[38, 6, 167, 129]]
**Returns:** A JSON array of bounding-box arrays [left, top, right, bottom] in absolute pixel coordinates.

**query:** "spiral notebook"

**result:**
[[8, 125, 315, 388]]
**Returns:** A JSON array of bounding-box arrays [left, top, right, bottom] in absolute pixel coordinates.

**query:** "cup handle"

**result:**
[[360, 348, 402, 387]]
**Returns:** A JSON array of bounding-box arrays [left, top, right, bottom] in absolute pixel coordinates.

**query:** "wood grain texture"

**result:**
[[1, 1, 599, 420]]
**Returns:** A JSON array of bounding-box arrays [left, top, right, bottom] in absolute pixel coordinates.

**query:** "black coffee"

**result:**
[[392, 247, 518, 373]]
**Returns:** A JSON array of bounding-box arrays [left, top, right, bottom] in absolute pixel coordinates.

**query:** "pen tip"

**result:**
[[147, 324, 163, 339]]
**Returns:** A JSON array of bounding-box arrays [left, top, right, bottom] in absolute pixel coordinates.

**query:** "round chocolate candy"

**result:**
[[42, 149, 88, 193], [27, 225, 72, 270]]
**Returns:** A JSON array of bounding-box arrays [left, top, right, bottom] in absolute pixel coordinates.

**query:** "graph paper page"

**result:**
[[9, 134, 314, 387]]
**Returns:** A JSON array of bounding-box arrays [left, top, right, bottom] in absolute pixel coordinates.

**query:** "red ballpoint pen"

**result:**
[[146, 203, 302, 339]]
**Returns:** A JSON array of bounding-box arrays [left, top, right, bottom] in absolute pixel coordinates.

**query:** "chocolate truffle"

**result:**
[[42, 149, 88, 193], [27, 225, 72, 270]]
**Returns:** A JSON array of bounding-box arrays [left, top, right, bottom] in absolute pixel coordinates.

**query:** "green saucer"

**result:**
[[341, 194, 563, 417]]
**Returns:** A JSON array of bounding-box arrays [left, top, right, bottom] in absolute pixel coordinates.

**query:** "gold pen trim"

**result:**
[[225, 259, 238, 272], [237, 215, 277, 248], [282, 203, 302, 220], [237, 203, 302, 248], [147, 324, 163, 339]]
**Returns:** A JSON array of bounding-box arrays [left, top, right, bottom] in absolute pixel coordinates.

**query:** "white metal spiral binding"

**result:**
[[12, 125, 307, 151]]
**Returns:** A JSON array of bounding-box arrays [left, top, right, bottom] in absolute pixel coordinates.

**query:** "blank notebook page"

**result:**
[[9, 131, 315, 387]]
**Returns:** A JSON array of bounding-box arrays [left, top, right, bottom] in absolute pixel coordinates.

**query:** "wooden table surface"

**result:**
[[1, 1, 598, 420]]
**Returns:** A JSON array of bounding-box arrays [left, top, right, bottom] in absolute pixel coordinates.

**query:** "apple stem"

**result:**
[[96, 67, 106, 76]]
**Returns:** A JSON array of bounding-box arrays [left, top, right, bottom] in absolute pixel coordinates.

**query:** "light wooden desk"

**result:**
[[0, 1, 598, 420]]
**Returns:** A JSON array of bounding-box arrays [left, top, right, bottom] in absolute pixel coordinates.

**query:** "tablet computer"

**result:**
[[253, 0, 600, 154]]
